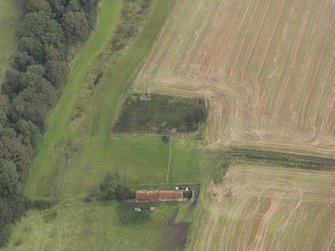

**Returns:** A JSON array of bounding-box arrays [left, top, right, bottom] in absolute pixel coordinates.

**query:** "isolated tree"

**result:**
[[115, 185, 132, 200], [99, 172, 132, 200], [62, 11, 89, 43], [99, 172, 121, 200]]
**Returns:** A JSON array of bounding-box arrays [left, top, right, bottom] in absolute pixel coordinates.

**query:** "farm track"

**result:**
[[136, 0, 335, 156], [212, 147, 335, 170]]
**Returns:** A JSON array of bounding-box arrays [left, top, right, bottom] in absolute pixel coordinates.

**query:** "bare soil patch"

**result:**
[[161, 208, 191, 251]]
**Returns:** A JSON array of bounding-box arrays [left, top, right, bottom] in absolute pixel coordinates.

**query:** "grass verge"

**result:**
[[0, 0, 18, 83], [213, 147, 335, 170]]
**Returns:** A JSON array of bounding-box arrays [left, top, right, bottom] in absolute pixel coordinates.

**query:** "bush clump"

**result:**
[[213, 160, 230, 184]]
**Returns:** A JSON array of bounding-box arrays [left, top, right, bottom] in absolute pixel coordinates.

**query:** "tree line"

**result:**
[[0, 0, 99, 246]]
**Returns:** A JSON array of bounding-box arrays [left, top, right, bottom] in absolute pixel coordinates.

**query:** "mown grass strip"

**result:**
[[24, 0, 122, 196]]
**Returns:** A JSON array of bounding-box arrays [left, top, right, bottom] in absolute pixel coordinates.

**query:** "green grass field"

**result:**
[[8, 135, 205, 250], [4, 0, 206, 250], [0, 0, 18, 83], [8, 200, 182, 251]]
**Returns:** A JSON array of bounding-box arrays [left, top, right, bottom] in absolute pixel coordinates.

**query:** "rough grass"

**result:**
[[213, 147, 335, 170], [0, 0, 18, 83], [6, 201, 181, 251], [113, 94, 202, 133]]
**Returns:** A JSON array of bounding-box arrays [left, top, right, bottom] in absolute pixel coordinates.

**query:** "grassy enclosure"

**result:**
[[113, 94, 207, 133], [0, 0, 18, 83]]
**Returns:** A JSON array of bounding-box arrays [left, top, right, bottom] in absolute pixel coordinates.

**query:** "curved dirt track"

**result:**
[[136, 0, 335, 155], [187, 165, 335, 251]]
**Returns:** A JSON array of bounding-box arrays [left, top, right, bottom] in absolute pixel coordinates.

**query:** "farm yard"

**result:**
[[136, 0, 335, 155], [187, 164, 335, 251]]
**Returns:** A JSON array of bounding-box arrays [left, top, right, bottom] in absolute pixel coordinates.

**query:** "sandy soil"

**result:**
[[136, 0, 335, 156], [187, 165, 335, 251]]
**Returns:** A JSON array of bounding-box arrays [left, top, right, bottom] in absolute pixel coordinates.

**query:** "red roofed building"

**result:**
[[136, 190, 159, 202], [136, 190, 184, 202], [159, 190, 183, 201]]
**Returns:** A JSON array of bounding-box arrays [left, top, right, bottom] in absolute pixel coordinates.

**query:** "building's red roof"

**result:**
[[136, 190, 159, 201], [159, 190, 183, 200], [136, 190, 183, 201]]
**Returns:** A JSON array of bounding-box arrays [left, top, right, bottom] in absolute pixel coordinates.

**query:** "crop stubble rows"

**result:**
[[187, 165, 335, 251], [137, 0, 335, 155]]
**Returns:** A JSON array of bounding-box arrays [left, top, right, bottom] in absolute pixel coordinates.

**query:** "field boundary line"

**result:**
[[167, 136, 173, 182]]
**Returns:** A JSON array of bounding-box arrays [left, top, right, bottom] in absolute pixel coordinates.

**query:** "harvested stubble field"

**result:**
[[187, 165, 335, 251], [136, 0, 335, 155]]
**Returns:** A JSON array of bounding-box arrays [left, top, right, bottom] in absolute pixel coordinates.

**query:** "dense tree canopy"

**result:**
[[0, 159, 18, 197], [26, 0, 52, 14], [20, 12, 65, 61], [62, 11, 89, 43], [0, 137, 31, 174]]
